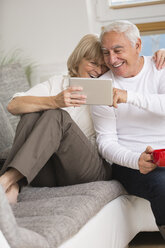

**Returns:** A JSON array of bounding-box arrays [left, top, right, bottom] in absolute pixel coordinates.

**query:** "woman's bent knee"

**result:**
[[42, 109, 73, 125]]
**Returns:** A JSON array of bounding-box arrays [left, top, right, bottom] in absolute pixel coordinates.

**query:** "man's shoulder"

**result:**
[[144, 56, 158, 69], [144, 56, 153, 65], [144, 56, 164, 74]]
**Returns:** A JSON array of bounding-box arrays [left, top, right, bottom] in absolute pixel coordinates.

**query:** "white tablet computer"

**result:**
[[69, 77, 113, 105]]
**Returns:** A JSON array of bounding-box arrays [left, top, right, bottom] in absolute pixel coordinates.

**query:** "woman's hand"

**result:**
[[52, 87, 87, 108], [153, 49, 165, 70]]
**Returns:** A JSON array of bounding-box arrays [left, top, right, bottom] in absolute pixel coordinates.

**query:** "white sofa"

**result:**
[[59, 195, 158, 248], [0, 194, 158, 248]]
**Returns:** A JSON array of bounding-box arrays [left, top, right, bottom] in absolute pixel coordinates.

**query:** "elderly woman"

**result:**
[[0, 34, 165, 203]]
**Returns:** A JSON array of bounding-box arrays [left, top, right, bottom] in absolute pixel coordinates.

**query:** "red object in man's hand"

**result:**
[[152, 149, 165, 167]]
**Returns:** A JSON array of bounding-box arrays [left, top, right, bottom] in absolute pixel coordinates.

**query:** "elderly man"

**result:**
[[91, 20, 165, 238]]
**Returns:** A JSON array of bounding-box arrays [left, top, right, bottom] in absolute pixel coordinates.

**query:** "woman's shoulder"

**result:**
[[100, 69, 112, 79]]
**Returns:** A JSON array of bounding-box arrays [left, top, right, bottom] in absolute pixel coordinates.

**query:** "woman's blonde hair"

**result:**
[[67, 34, 103, 77]]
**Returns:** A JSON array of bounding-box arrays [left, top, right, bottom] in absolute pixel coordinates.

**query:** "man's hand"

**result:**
[[52, 87, 86, 108], [112, 88, 127, 108], [138, 146, 157, 174]]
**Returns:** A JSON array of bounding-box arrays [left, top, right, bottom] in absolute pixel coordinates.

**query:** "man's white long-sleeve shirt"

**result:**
[[91, 56, 165, 170]]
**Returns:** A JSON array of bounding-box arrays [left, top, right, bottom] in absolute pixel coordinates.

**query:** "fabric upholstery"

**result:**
[[8, 181, 125, 248], [0, 63, 29, 131], [0, 185, 49, 248], [0, 102, 14, 157]]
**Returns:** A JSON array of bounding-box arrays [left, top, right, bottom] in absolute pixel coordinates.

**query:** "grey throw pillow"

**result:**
[[0, 64, 29, 131], [0, 102, 14, 157]]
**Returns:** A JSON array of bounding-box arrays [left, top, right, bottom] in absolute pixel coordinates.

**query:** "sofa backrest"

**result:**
[[0, 64, 30, 157], [0, 63, 30, 131]]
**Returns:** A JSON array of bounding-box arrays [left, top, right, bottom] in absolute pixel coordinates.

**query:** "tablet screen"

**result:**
[[69, 77, 113, 105]]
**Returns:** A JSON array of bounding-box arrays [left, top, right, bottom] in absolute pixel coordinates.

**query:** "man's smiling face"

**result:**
[[101, 31, 141, 78]]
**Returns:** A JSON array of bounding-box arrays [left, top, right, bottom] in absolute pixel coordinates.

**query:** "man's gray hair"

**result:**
[[100, 20, 141, 47]]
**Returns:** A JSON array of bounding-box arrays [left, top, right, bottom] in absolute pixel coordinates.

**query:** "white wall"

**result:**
[[1, 0, 165, 62], [1, 0, 165, 82], [0, 0, 90, 81]]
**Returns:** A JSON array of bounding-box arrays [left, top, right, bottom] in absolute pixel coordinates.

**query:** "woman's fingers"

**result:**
[[66, 87, 87, 106], [58, 89, 86, 107], [153, 49, 165, 70]]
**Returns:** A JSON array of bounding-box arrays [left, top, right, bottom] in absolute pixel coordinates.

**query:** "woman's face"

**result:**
[[77, 58, 108, 78]]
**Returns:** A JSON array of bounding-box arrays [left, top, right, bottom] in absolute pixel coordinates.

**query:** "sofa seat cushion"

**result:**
[[8, 180, 126, 248]]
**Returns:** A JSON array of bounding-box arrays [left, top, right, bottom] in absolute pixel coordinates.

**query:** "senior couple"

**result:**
[[1, 20, 165, 238]]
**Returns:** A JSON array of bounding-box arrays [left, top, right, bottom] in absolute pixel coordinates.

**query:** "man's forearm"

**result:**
[[7, 96, 58, 115], [97, 137, 140, 170]]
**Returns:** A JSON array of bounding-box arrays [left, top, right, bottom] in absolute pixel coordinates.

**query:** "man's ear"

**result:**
[[135, 38, 142, 53]]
